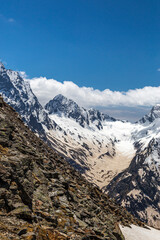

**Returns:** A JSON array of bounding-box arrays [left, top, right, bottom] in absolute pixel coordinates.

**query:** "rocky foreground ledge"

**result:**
[[0, 101, 145, 239]]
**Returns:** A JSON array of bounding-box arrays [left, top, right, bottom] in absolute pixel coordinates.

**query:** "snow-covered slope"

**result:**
[[120, 224, 160, 240], [48, 114, 137, 185], [44, 93, 160, 229], [139, 104, 160, 124], [105, 116, 160, 228], [0, 62, 60, 140], [0, 62, 160, 229], [45, 94, 116, 129], [44, 95, 143, 187]]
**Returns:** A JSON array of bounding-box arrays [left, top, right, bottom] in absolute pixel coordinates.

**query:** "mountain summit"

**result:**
[[139, 104, 160, 124], [0, 99, 146, 239], [45, 94, 116, 129], [45, 94, 81, 116], [0, 63, 58, 140], [0, 62, 5, 72], [0, 64, 160, 229]]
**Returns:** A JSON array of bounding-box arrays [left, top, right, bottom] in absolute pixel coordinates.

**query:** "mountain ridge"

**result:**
[[0, 63, 160, 229], [45, 94, 116, 130], [139, 104, 160, 124], [0, 99, 146, 239], [105, 137, 160, 229], [0, 62, 61, 141]]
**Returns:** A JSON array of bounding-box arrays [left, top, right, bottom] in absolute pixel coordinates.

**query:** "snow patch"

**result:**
[[120, 224, 160, 240]]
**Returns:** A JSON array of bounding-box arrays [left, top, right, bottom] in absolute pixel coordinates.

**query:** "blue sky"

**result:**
[[0, 0, 160, 121], [0, 0, 160, 91]]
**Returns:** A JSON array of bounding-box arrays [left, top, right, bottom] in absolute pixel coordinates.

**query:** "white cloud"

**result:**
[[27, 76, 160, 108], [157, 68, 160, 72]]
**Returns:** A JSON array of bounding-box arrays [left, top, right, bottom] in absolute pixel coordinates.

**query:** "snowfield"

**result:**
[[0, 63, 160, 231], [120, 224, 160, 240]]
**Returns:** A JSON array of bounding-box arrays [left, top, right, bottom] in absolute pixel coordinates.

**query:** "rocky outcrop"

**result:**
[[1, 63, 160, 231], [105, 138, 160, 229], [0, 101, 145, 239], [0, 62, 59, 141], [45, 94, 116, 129], [138, 104, 160, 124]]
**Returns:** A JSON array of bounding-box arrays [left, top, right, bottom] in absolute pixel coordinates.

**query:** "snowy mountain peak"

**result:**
[[54, 93, 69, 101], [45, 94, 90, 128], [0, 64, 59, 139], [45, 94, 81, 115], [45, 94, 116, 129], [1, 64, 160, 229], [151, 104, 160, 114], [0, 62, 5, 72], [0, 62, 5, 71], [139, 103, 160, 124]]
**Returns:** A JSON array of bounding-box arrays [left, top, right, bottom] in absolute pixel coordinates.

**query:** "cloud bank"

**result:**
[[28, 76, 160, 109]]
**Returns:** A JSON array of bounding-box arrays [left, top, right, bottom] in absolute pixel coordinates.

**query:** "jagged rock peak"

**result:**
[[105, 137, 160, 229], [139, 104, 160, 124], [0, 99, 145, 239], [54, 93, 71, 102], [0, 62, 20, 81], [45, 94, 91, 128], [0, 62, 5, 72], [45, 94, 83, 115], [151, 104, 160, 115], [45, 94, 116, 129], [0, 63, 59, 139]]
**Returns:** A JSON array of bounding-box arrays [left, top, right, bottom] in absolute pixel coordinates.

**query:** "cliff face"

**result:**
[[105, 138, 160, 229], [0, 62, 59, 141], [0, 101, 144, 239], [0, 64, 159, 230]]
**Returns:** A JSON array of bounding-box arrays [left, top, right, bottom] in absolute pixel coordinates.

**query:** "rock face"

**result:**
[[0, 63, 136, 189], [45, 94, 116, 129], [45, 95, 138, 188], [0, 63, 160, 230], [0, 62, 58, 141], [139, 104, 160, 124], [105, 138, 160, 229], [0, 100, 144, 239]]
